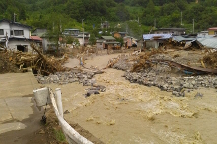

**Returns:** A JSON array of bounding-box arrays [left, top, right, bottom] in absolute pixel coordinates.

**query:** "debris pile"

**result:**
[[36, 69, 106, 97], [0, 44, 68, 75], [0, 50, 20, 73], [106, 48, 217, 97], [131, 49, 164, 72], [203, 51, 217, 68], [124, 72, 217, 97]]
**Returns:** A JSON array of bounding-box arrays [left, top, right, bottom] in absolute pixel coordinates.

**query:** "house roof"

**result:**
[[197, 37, 217, 49], [143, 34, 172, 40], [173, 36, 196, 42], [0, 19, 32, 29], [101, 36, 115, 40], [208, 27, 217, 30], [30, 36, 42, 41], [155, 28, 186, 31]]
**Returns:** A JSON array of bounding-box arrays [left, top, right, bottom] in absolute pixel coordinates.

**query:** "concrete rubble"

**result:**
[[109, 51, 217, 97], [36, 69, 106, 97], [124, 72, 217, 97]]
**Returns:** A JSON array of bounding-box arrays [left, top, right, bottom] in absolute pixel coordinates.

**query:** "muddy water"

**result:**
[[63, 68, 217, 144]]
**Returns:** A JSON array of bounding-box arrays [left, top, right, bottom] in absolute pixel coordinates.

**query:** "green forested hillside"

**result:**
[[1, 0, 217, 37]]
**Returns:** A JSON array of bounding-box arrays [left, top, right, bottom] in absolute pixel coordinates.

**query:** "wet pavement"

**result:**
[[0, 72, 42, 143]]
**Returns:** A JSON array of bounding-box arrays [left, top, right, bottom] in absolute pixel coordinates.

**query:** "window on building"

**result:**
[[10, 30, 13, 35], [0, 29, 4, 35], [14, 30, 24, 36], [163, 32, 168, 34]]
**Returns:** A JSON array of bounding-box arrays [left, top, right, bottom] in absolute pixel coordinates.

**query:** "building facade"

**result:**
[[208, 27, 217, 35], [153, 28, 185, 35], [62, 29, 90, 46], [0, 19, 32, 52]]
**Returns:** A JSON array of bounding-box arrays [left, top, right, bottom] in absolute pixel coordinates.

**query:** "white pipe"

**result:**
[[49, 88, 93, 144], [55, 88, 63, 118]]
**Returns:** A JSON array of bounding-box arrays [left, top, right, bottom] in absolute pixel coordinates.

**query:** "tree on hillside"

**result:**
[[116, 3, 130, 21], [89, 34, 96, 46], [19, 9, 26, 20]]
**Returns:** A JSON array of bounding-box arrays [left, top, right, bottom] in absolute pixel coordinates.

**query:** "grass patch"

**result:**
[[54, 129, 67, 142]]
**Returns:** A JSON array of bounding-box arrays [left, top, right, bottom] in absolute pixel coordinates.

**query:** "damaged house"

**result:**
[[172, 35, 217, 49], [142, 34, 172, 49], [0, 19, 32, 52]]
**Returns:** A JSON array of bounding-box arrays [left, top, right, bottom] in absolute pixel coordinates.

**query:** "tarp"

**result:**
[[143, 34, 172, 40]]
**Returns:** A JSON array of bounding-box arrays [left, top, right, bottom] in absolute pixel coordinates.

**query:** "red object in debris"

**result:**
[[30, 36, 42, 41]]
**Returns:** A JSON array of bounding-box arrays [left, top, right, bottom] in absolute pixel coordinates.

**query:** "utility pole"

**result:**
[[82, 19, 85, 46], [181, 11, 183, 26], [193, 19, 194, 34], [14, 13, 17, 22], [154, 19, 156, 28]]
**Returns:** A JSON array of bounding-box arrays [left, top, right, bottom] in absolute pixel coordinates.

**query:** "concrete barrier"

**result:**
[[33, 87, 50, 106]]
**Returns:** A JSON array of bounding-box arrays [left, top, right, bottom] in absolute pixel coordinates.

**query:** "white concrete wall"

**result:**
[[0, 21, 10, 38], [42, 38, 49, 51], [145, 40, 159, 49], [96, 43, 103, 49], [78, 37, 89, 46], [10, 25, 30, 39], [8, 40, 32, 53]]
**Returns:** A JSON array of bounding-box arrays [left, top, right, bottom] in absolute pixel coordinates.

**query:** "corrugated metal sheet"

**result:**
[[172, 36, 196, 42], [197, 37, 217, 49], [143, 34, 172, 40]]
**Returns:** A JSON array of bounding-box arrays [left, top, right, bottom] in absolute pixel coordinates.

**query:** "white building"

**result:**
[[0, 19, 32, 52], [63, 29, 90, 46]]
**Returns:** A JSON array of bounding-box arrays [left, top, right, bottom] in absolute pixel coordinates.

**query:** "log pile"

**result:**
[[0, 49, 20, 73], [0, 44, 69, 75], [131, 49, 164, 72]]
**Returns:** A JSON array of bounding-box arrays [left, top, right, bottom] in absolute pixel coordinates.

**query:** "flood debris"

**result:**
[[0, 49, 20, 73], [0, 43, 68, 75], [36, 69, 106, 98], [105, 44, 217, 97], [203, 51, 217, 69]]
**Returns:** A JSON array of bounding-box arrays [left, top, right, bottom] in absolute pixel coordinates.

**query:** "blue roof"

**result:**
[[143, 34, 172, 40]]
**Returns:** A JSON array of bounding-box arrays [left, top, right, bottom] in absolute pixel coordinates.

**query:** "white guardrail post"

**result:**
[[55, 88, 63, 118], [48, 88, 93, 144]]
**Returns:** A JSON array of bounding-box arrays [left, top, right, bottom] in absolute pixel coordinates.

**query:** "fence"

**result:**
[[33, 87, 93, 144]]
